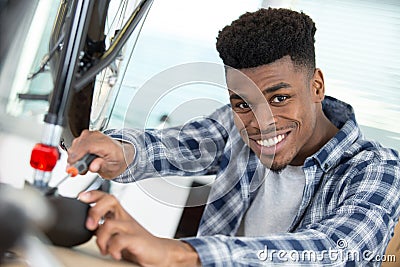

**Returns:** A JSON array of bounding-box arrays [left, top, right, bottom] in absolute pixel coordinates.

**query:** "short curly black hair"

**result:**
[[216, 8, 316, 73]]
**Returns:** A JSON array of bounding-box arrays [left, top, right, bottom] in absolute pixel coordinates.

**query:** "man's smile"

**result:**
[[256, 134, 286, 147]]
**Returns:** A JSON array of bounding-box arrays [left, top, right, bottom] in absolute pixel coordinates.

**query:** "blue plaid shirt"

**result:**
[[106, 96, 400, 266]]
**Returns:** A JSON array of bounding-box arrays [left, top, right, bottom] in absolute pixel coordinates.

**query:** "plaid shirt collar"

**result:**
[[308, 96, 360, 171]]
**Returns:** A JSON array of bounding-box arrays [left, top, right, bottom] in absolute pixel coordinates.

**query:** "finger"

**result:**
[[80, 190, 134, 224], [79, 191, 120, 230], [96, 219, 132, 256], [106, 233, 139, 261], [78, 190, 108, 203], [105, 221, 154, 260], [88, 157, 103, 173], [67, 130, 97, 164], [68, 130, 114, 165]]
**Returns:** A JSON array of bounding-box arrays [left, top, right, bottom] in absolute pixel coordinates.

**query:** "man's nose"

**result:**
[[250, 104, 275, 131]]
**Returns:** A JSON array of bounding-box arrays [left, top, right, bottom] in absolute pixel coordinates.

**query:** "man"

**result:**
[[68, 8, 400, 266]]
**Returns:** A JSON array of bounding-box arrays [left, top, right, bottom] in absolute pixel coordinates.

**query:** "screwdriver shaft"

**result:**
[[45, 153, 98, 196]]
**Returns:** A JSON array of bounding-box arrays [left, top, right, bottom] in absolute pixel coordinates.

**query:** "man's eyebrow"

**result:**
[[228, 82, 291, 101], [229, 92, 243, 101], [262, 82, 291, 94]]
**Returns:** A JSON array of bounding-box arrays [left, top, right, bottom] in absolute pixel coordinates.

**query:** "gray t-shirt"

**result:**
[[243, 165, 306, 236]]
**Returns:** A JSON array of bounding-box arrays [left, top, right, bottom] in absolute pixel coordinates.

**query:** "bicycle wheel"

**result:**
[[48, 0, 153, 148]]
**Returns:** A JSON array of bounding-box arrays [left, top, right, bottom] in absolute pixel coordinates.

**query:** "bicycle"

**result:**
[[28, 0, 154, 187]]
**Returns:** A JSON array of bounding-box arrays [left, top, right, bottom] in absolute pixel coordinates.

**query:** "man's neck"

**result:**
[[291, 111, 339, 166]]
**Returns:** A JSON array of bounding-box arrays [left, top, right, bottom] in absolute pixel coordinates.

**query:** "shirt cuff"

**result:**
[[181, 236, 233, 266], [106, 132, 139, 182]]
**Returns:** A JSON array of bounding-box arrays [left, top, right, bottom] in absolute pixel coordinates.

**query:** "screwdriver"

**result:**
[[45, 153, 98, 196]]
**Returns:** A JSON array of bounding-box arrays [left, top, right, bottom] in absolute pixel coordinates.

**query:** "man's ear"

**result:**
[[311, 68, 325, 103]]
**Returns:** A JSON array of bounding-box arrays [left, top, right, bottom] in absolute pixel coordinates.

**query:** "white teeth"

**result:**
[[256, 134, 285, 147]]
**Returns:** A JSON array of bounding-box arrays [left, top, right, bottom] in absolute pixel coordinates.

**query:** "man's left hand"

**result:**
[[78, 190, 200, 266]]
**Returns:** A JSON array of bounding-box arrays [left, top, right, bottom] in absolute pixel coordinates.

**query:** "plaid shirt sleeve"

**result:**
[[183, 154, 400, 266], [104, 105, 234, 182]]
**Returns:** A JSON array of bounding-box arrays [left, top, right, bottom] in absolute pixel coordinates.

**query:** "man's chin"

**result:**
[[260, 157, 289, 174], [270, 164, 288, 174]]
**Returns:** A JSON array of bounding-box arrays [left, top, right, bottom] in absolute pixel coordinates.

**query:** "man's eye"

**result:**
[[271, 95, 288, 103], [237, 102, 250, 109], [231, 102, 251, 113]]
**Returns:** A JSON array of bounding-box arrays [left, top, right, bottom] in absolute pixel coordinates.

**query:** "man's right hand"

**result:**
[[67, 130, 135, 179]]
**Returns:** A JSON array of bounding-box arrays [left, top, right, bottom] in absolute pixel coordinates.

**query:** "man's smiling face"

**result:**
[[227, 56, 325, 172]]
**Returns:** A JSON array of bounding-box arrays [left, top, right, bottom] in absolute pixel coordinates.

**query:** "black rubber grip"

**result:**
[[74, 153, 98, 174]]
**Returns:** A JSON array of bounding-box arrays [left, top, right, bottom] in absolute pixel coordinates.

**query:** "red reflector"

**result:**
[[30, 143, 60, 172]]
